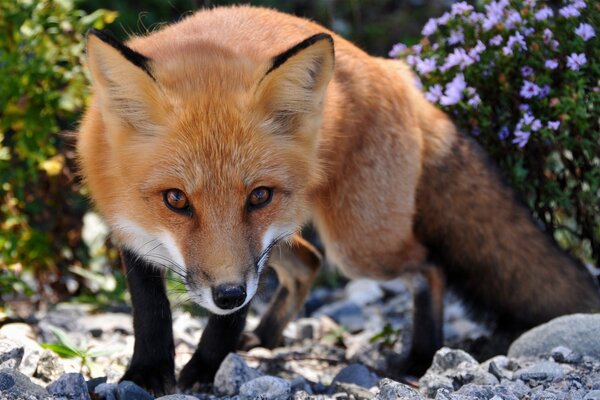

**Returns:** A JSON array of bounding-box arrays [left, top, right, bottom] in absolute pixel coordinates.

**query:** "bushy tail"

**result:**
[[415, 133, 600, 330]]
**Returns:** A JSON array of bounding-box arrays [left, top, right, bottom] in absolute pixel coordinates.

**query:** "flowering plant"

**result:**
[[390, 0, 599, 264]]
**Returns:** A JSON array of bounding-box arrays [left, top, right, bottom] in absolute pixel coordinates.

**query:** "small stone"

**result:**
[[584, 391, 600, 400], [430, 348, 478, 372], [551, 346, 582, 364], [515, 361, 565, 383], [47, 373, 91, 400], [0, 367, 49, 399], [508, 314, 600, 360], [116, 380, 154, 400], [34, 349, 65, 383], [0, 339, 24, 369], [95, 382, 118, 400], [293, 391, 311, 400], [239, 376, 291, 400], [375, 378, 423, 400], [334, 381, 375, 399], [213, 353, 262, 396], [330, 363, 379, 389], [0, 324, 43, 377], [156, 395, 199, 400], [86, 376, 107, 394]]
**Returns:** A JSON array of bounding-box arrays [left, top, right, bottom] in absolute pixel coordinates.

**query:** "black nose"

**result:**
[[212, 284, 247, 310]]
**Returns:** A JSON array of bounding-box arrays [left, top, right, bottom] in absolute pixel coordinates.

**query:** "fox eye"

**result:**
[[163, 189, 191, 214], [247, 187, 273, 210]]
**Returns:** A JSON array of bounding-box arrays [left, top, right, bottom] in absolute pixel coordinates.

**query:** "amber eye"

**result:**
[[247, 187, 273, 210], [163, 189, 191, 214]]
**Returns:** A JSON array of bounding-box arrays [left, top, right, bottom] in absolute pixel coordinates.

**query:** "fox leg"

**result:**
[[406, 263, 445, 375], [250, 234, 322, 349], [178, 305, 249, 389], [121, 249, 176, 396]]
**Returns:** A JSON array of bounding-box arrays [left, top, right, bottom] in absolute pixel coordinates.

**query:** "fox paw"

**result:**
[[121, 364, 176, 396], [178, 358, 216, 390]]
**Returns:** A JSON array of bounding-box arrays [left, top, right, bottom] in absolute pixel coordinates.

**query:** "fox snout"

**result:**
[[212, 283, 247, 310]]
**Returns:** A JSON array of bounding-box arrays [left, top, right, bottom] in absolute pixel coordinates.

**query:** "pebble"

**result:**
[[239, 375, 291, 400], [375, 378, 423, 400], [330, 363, 379, 389], [213, 353, 262, 396], [0, 367, 49, 399], [47, 372, 91, 400], [117, 380, 154, 400], [313, 300, 366, 333], [515, 361, 565, 383], [0, 339, 24, 370]]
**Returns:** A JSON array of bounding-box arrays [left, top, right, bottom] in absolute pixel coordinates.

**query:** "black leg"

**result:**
[[179, 305, 249, 389], [120, 250, 176, 396]]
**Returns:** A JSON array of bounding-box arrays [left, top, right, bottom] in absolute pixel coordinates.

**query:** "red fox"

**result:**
[[77, 5, 600, 394]]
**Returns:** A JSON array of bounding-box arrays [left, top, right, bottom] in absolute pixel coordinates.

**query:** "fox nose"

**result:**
[[212, 284, 247, 310]]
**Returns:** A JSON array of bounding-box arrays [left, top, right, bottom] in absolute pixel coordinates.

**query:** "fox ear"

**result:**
[[255, 33, 334, 137], [86, 30, 167, 136]]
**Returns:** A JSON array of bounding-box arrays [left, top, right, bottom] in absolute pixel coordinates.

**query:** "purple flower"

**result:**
[[519, 103, 530, 112], [440, 73, 467, 106], [425, 84, 443, 103], [498, 126, 510, 140], [520, 81, 541, 98], [567, 53, 587, 71], [521, 66, 533, 77], [522, 27, 535, 37], [413, 44, 423, 55], [531, 119, 542, 131], [468, 12, 485, 24], [539, 85, 551, 99], [575, 23, 595, 41], [535, 7, 553, 21], [545, 59, 558, 70], [548, 121, 560, 130], [502, 46, 513, 56], [550, 40, 560, 51], [559, 5, 580, 18], [406, 55, 417, 66], [506, 10, 523, 29], [440, 48, 474, 71], [416, 57, 437, 75], [437, 12, 452, 26], [422, 18, 438, 36], [388, 43, 407, 58], [468, 40, 486, 61], [468, 94, 481, 109], [489, 35, 503, 46], [451, 2, 474, 16], [507, 32, 527, 51], [448, 28, 465, 45], [512, 130, 530, 147], [543, 28, 553, 43], [572, 0, 586, 9]]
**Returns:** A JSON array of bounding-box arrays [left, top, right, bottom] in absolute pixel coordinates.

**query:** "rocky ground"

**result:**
[[1, 276, 600, 400]]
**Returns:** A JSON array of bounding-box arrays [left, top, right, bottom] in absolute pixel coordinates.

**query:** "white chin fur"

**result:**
[[188, 273, 259, 315]]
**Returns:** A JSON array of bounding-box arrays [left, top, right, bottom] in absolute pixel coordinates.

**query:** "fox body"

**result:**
[[77, 5, 600, 394]]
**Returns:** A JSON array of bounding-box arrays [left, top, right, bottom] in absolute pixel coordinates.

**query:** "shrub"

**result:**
[[390, 0, 599, 265], [0, 0, 116, 300]]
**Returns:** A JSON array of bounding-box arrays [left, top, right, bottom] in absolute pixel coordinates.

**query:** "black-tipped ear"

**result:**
[[266, 33, 334, 76], [87, 29, 153, 79], [255, 33, 335, 138]]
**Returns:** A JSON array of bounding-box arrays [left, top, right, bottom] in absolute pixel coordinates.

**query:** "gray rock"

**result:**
[[156, 396, 199, 400], [0, 324, 43, 377], [454, 384, 519, 400], [515, 361, 565, 383], [375, 378, 423, 400], [430, 348, 478, 372], [551, 346, 582, 364], [34, 349, 65, 383], [498, 379, 531, 399], [0, 339, 24, 370], [508, 314, 600, 360], [95, 382, 118, 400], [239, 375, 291, 400], [86, 376, 107, 394], [213, 353, 262, 396], [331, 363, 379, 389], [313, 300, 366, 333], [345, 279, 384, 306], [334, 381, 375, 399], [117, 380, 154, 400], [47, 373, 91, 400], [584, 391, 600, 400], [293, 391, 311, 400], [0, 367, 49, 399]]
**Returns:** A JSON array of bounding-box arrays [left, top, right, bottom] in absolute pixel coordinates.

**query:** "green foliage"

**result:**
[[369, 323, 403, 349], [0, 0, 116, 296], [390, 0, 599, 264], [41, 325, 116, 375]]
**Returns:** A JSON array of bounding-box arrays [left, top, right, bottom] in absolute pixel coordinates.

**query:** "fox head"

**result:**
[[78, 29, 334, 314]]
